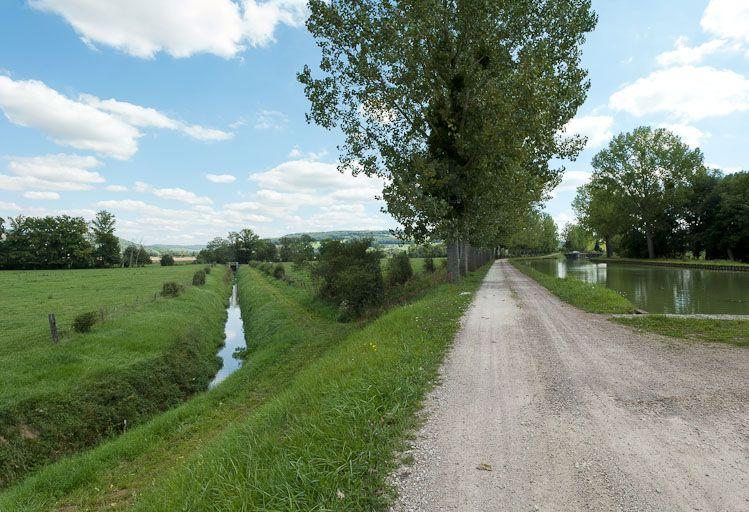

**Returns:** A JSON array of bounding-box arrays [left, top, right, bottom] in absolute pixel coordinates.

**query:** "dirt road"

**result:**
[[391, 260, 749, 512]]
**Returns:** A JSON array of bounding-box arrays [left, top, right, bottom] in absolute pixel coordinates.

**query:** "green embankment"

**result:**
[[509, 259, 634, 314], [615, 316, 749, 347], [0, 265, 230, 487], [0, 264, 488, 511], [591, 257, 749, 271]]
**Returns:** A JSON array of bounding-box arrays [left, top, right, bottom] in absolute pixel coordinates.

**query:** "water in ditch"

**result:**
[[209, 282, 246, 388]]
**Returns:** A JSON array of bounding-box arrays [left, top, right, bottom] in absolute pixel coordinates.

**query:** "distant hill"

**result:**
[[118, 238, 204, 255], [277, 230, 407, 245]]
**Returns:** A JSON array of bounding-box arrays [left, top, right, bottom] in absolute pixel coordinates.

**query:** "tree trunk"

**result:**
[[646, 231, 655, 259], [447, 241, 461, 283], [605, 236, 613, 258], [462, 239, 470, 276], [727, 247, 735, 261]]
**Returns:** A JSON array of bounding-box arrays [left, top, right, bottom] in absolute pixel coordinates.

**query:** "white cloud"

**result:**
[[702, 0, 749, 46], [708, 163, 744, 174], [562, 115, 614, 149], [23, 191, 60, 200], [0, 154, 101, 192], [250, 159, 385, 193], [80, 94, 233, 141], [609, 65, 749, 121], [7, 154, 104, 183], [134, 181, 213, 205], [0, 201, 22, 212], [288, 146, 303, 158], [105, 185, 128, 192], [254, 110, 288, 130], [29, 0, 308, 59], [552, 170, 592, 198], [659, 123, 711, 148], [206, 173, 237, 184], [0, 76, 140, 159], [656, 37, 727, 66]]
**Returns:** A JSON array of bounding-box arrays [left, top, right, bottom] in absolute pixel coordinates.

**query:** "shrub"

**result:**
[[273, 263, 286, 279], [386, 252, 413, 287], [161, 281, 184, 297], [313, 238, 384, 320], [203, 266, 211, 274], [424, 257, 436, 273], [72, 311, 98, 333], [192, 270, 206, 286], [160, 254, 175, 266], [259, 262, 273, 275]]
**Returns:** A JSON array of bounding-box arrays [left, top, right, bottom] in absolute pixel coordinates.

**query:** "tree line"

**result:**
[[196, 231, 314, 265], [573, 126, 748, 262], [0, 211, 123, 270]]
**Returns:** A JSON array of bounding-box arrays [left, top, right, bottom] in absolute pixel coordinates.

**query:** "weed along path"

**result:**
[[392, 260, 749, 512]]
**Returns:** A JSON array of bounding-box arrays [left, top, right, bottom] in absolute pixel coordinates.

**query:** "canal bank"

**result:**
[[519, 257, 749, 315], [591, 257, 749, 272]]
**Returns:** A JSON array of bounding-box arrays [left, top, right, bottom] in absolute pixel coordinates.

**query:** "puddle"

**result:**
[[208, 282, 246, 388]]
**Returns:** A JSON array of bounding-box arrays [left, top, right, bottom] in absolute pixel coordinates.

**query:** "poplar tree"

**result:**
[[300, 0, 596, 279]]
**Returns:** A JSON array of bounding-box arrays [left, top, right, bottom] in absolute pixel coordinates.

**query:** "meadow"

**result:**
[[0, 261, 488, 510], [0, 265, 231, 486]]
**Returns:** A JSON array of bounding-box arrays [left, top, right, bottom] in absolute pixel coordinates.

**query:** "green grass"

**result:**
[[614, 316, 749, 347], [0, 264, 488, 511], [510, 259, 634, 314], [592, 257, 749, 268], [0, 265, 231, 486], [0, 264, 210, 409]]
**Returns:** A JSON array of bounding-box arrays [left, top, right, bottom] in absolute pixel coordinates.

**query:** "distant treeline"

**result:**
[[0, 211, 123, 270]]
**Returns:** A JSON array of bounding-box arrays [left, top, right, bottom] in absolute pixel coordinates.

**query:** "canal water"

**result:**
[[521, 259, 749, 315], [208, 282, 246, 388]]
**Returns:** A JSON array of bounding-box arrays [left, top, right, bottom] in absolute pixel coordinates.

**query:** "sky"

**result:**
[[0, 0, 747, 245]]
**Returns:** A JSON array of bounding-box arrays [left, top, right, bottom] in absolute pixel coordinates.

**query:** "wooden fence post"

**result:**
[[48, 314, 59, 344]]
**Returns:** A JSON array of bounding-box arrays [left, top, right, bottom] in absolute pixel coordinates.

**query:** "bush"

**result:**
[[72, 311, 98, 333], [273, 263, 286, 279], [160, 254, 175, 266], [161, 281, 184, 297], [203, 266, 211, 274], [192, 270, 206, 286], [259, 262, 273, 275], [424, 257, 436, 273], [386, 252, 413, 287], [313, 238, 384, 320]]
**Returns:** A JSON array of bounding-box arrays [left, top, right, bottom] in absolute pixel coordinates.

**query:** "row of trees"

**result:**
[[503, 211, 559, 256], [574, 126, 748, 261], [196, 229, 296, 264], [300, 0, 597, 280], [0, 211, 123, 270]]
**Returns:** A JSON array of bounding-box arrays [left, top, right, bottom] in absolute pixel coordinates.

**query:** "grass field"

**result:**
[[0, 263, 488, 510], [614, 316, 749, 347], [509, 259, 635, 314], [0, 265, 231, 486]]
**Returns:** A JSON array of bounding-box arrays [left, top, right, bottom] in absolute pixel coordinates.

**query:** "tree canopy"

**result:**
[[300, 0, 596, 278]]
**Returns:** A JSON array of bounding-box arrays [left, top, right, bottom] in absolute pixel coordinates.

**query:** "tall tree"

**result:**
[[573, 183, 625, 257], [300, 0, 596, 280], [90, 210, 122, 267], [590, 127, 705, 258]]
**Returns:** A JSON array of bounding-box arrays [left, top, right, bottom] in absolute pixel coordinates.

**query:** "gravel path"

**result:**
[[390, 260, 749, 512]]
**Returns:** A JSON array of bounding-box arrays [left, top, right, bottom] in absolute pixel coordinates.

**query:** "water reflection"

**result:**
[[523, 259, 749, 315], [209, 283, 247, 388]]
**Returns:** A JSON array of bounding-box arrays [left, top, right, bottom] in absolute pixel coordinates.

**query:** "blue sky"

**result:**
[[1, 0, 747, 244]]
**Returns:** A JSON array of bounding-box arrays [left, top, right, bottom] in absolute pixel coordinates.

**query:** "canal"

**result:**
[[521, 259, 749, 315]]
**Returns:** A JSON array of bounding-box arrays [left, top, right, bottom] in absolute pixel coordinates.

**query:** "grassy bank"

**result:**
[[614, 316, 749, 347], [591, 257, 749, 271], [509, 259, 634, 314], [0, 266, 230, 487], [0, 265, 488, 510]]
